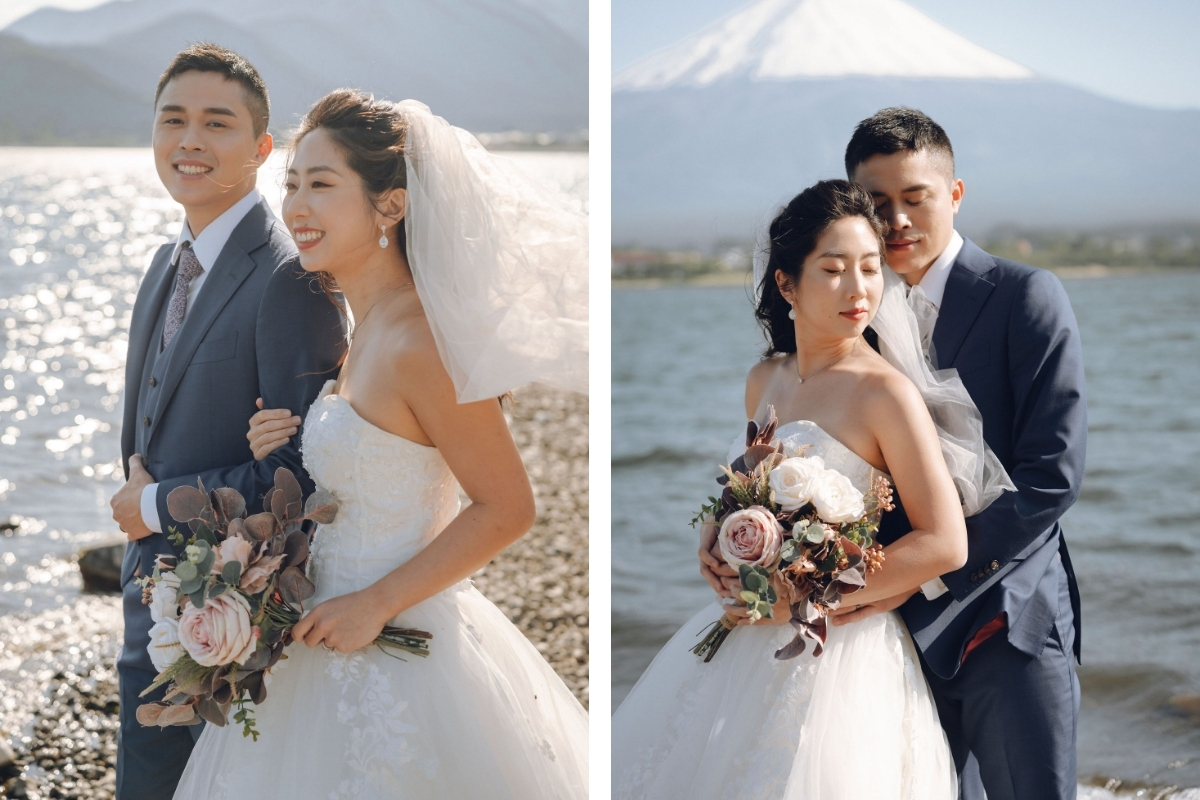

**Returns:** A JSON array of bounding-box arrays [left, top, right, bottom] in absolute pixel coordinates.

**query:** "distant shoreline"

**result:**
[[613, 264, 1200, 290]]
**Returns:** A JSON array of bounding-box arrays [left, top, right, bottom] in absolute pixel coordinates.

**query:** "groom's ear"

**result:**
[[256, 132, 273, 164], [949, 177, 964, 216]]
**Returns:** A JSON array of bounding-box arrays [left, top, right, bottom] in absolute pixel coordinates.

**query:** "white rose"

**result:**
[[768, 456, 826, 511], [811, 469, 866, 523], [178, 591, 259, 667], [147, 618, 185, 672], [148, 572, 182, 623]]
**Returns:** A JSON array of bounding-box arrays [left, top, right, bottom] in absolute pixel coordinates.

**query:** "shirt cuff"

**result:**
[[920, 577, 949, 600], [140, 482, 162, 533]]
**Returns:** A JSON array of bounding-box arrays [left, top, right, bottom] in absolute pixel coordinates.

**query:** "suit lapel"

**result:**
[[931, 238, 997, 369], [123, 246, 176, 464], [149, 201, 273, 444]]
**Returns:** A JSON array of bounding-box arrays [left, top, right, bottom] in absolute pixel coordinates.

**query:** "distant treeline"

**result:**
[[613, 226, 1200, 281]]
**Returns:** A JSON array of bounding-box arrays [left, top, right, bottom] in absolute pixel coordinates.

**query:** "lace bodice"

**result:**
[[726, 419, 885, 494], [301, 380, 460, 605]]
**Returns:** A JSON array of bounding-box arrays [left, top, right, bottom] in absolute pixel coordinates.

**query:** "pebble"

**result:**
[[0, 386, 588, 799]]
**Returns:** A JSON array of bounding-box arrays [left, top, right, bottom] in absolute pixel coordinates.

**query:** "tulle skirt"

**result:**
[[612, 603, 956, 800], [174, 582, 587, 799]]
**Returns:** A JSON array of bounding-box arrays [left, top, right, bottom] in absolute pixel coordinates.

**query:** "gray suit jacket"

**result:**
[[117, 198, 345, 673]]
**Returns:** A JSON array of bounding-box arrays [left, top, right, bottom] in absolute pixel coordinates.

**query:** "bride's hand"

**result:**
[[247, 398, 302, 461], [290, 589, 389, 653], [698, 522, 739, 598], [729, 575, 792, 626]]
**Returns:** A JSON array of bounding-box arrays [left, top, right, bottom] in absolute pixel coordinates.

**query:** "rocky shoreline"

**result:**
[[0, 385, 588, 800]]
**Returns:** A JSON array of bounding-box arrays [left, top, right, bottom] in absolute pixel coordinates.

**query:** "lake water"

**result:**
[[0, 145, 587, 617], [612, 272, 1200, 792]]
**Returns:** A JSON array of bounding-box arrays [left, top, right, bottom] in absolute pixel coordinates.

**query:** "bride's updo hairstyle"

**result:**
[[290, 89, 409, 301], [754, 180, 886, 358]]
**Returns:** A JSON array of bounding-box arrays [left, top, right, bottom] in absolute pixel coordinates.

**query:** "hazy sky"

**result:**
[[6, 0, 1198, 111], [0, 0, 108, 30], [612, 0, 1200, 111]]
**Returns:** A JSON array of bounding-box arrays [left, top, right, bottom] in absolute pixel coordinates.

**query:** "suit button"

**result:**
[[990, 560, 1000, 573], [149, 377, 157, 387], [143, 416, 151, 426]]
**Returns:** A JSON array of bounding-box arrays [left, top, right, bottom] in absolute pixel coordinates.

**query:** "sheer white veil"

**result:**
[[397, 100, 588, 403], [753, 236, 1014, 516]]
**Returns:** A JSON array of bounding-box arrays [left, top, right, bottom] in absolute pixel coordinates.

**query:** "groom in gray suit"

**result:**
[[107, 44, 345, 799]]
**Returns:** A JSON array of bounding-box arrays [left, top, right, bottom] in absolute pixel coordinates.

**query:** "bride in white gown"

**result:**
[[613, 180, 1011, 799], [173, 91, 587, 798]]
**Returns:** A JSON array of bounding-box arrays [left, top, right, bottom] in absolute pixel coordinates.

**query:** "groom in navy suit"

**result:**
[[838, 107, 1087, 800], [107, 44, 344, 799]]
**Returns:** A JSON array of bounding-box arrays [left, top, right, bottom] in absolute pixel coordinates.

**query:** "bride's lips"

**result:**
[[840, 308, 869, 321], [293, 227, 325, 250]]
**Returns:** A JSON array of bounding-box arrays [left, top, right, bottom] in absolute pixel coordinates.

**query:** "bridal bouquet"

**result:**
[[135, 468, 432, 739], [691, 407, 894, 662]]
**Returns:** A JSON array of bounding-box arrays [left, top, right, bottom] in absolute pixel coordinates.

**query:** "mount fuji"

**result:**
[[612, 0, 1200, 247]]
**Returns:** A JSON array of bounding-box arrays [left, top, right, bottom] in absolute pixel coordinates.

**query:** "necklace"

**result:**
[[350, 281, 414, 341], [794, 342, 857, 383]]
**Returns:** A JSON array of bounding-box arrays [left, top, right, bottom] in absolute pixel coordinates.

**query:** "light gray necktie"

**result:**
[[908, 287, 938, 359], [163, 241, 204, 348]]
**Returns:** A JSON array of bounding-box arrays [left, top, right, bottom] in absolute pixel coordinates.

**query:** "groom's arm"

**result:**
[[940, 268, 1087, 601], [152, 258, 346, 536]]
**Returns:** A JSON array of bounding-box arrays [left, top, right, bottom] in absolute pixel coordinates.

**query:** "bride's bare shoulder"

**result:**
[[855, 351, 929, 425], [745, 355, 786, 417]]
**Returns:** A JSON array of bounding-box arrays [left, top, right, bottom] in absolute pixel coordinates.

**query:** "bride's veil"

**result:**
[[753, 233, 1013, 515], [870, 267, 1015, 515], [397, 100, 588, 404]]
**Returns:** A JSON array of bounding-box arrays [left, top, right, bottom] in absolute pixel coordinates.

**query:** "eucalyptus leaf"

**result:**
[[740, 590, 759, 605], [194, 522, 217, 547], [165, 485, 208, 523], [178, 576, 203, 596], [222, 561, 242, 586], [175, 561, 198, 582], [302, 490, 339, 525], [189, 588, 206, 610]]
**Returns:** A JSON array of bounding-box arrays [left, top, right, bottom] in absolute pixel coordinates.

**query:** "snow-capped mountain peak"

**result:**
[[613, 0, 1034, 90]]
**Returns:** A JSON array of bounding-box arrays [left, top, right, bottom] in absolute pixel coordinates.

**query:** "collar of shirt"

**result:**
[[170, 188, 261, 271], [910, 229, 964, 310]]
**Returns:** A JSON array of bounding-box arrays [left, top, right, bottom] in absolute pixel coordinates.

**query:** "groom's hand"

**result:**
[[110, 454, 154, 542], [829, 588, 917, 627]]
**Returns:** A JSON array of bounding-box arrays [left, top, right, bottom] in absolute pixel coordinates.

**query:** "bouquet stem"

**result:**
[[692, 614, 738, 662]]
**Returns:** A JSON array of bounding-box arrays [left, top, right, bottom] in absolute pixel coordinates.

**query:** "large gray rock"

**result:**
[[78, 540, 125, 593]]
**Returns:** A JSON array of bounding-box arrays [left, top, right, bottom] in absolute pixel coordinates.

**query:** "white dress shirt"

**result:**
[[906, 229, 963, 602], [140, 189, 261, 533]]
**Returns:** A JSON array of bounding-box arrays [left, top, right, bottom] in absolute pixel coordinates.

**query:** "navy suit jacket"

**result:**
[[873, 237, 1087, 680], [117, 199, 346, 673]]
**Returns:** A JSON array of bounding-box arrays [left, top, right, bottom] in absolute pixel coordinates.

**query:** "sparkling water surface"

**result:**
[[0, 146, 587, 616], [613, 273, 1200, 790]]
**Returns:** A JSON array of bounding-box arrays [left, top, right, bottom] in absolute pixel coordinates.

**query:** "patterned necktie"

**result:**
[[908, 287, 939, 360], [162, 241, 204, 348]]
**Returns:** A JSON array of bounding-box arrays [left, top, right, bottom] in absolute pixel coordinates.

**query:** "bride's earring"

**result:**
[[378, 224, 389, 249], [788, 306, 797, 320]]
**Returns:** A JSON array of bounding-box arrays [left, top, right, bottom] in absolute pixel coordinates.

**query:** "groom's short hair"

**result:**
[[155, 43, 270, 137], [844, 107, 954, 181]]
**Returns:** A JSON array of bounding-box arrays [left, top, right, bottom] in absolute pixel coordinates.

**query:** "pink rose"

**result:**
[[178, 592, 259, 667], [718, 506, 784, 569], [211, 536, 253, 577], [239, 552, 286, 595]]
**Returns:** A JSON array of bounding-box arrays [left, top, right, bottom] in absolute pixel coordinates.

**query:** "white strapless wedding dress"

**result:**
[[175, 381, 588, 799], [612, 421, 956, 800]]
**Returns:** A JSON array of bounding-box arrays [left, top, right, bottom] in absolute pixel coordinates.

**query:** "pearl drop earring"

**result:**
[[788, 307, 796, 320], [378, 224, 388, 249]]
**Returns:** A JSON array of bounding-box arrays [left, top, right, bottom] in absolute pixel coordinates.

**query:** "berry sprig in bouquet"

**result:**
[[691, 407, 894, 662], [135, 468, 432, 739]]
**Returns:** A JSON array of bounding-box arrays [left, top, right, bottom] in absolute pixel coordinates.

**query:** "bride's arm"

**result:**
[[290, 336, 535, 653], [838, 372, 967, 607]]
